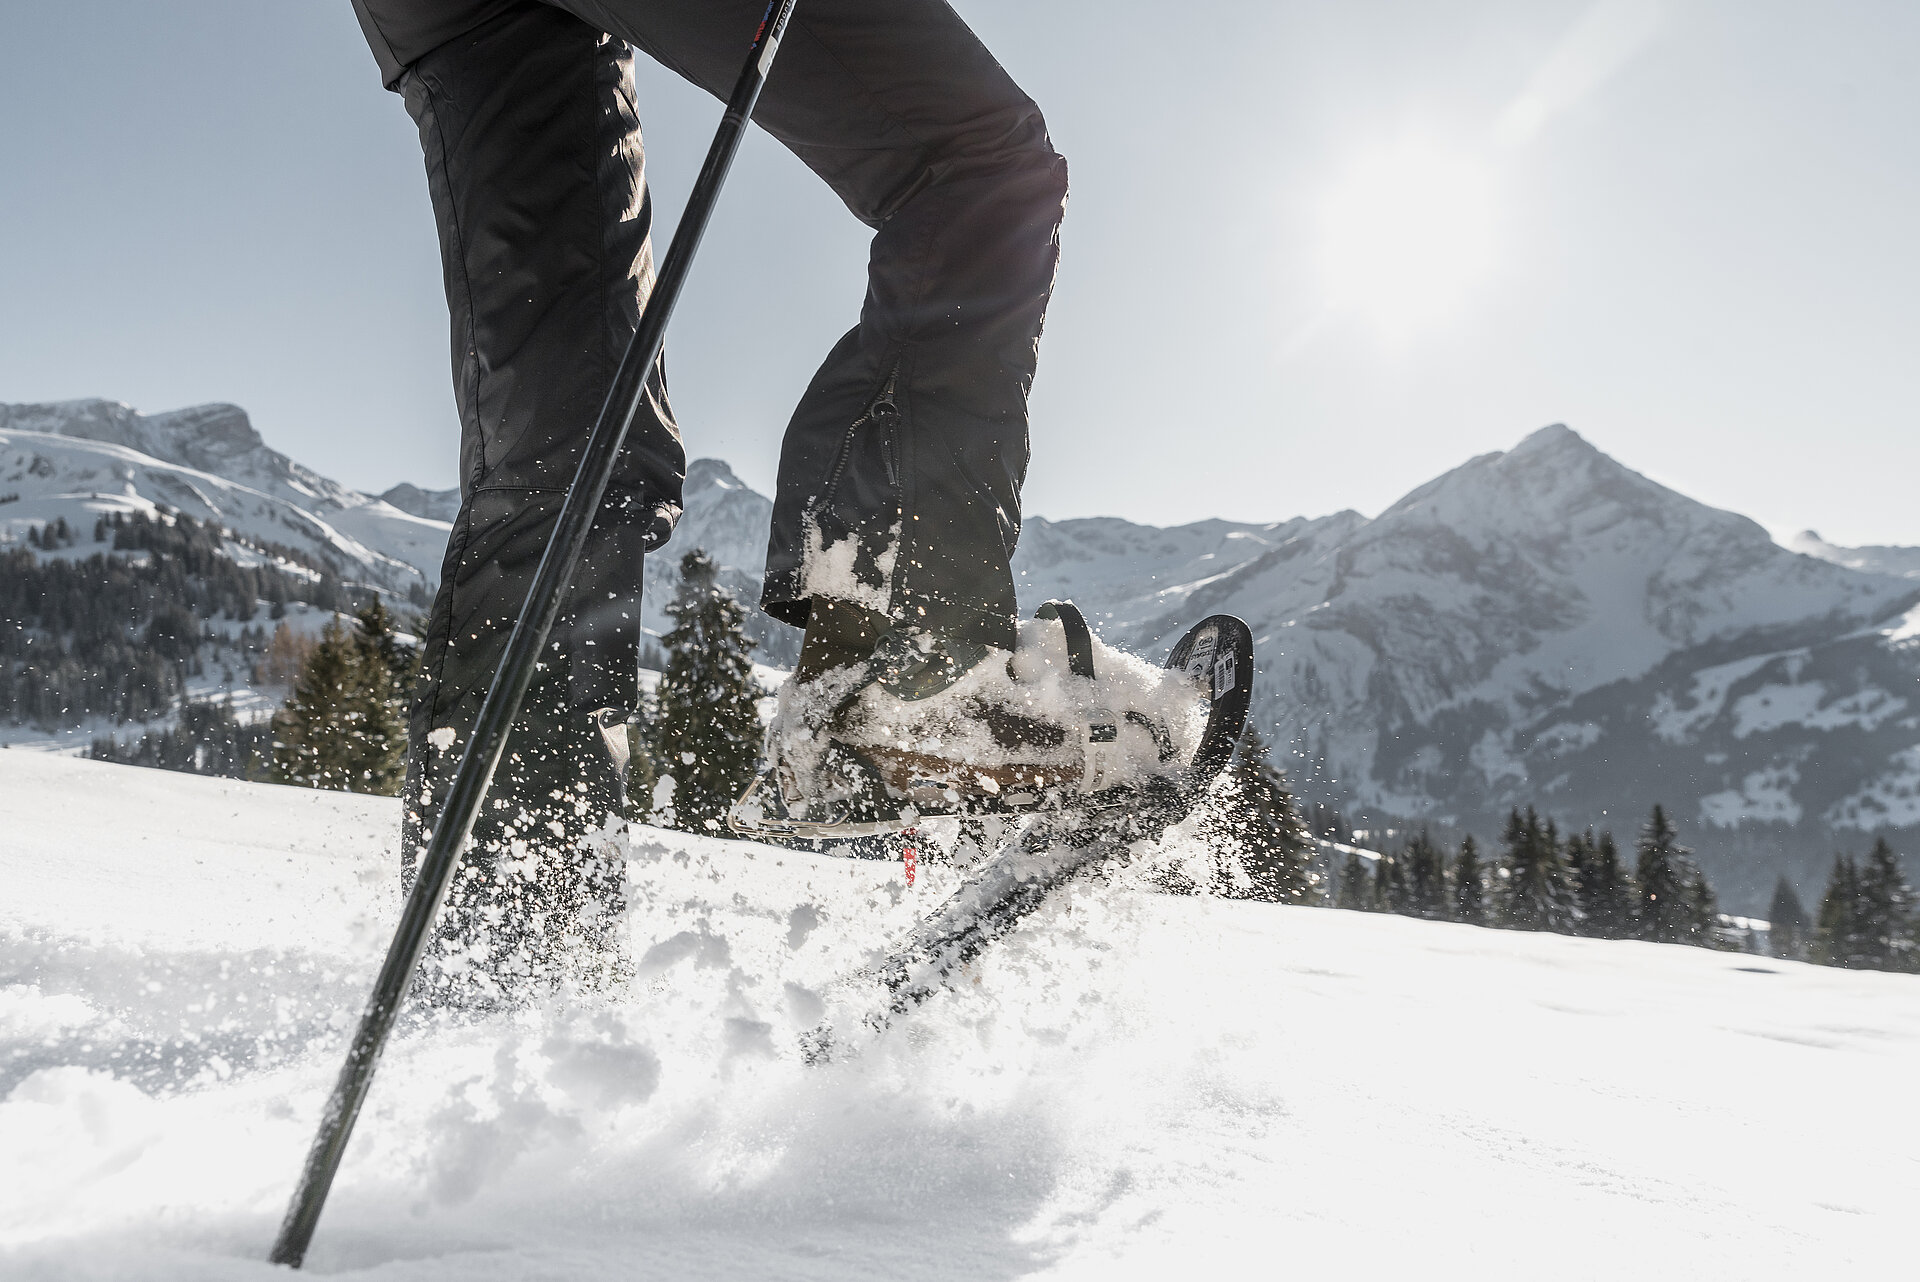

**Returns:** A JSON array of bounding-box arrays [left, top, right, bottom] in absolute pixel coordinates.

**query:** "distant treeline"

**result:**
[[1, 510, 361, 729], [1320, 803, 1915, 974], [1332, 804, 1723, 943], [89, 698, 275, 777]]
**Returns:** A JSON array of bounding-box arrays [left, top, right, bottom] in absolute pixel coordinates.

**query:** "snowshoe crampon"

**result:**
[[729, 603, 1254, 842]]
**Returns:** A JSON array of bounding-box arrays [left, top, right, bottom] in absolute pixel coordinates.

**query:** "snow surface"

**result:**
[[4, 753, 1918, 1278]]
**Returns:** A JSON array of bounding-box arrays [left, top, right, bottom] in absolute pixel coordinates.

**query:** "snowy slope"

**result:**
[[1789, 529, 1920, 580], [3, 754, 1916, 1279], [0, 400, 448, 595]]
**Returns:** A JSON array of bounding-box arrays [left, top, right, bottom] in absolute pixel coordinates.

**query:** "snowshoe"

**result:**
[[729, 601, 1253, 842]]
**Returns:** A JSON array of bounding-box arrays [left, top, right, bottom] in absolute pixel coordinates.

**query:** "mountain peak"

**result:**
[[686, 457, 746, 494], [380, 482, 461, 523], [1507, 422, 1590, 457], [145, 403, 263, 453]]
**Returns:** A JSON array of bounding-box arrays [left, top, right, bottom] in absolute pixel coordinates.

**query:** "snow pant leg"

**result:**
[[558, 0, 1069, 652], [365, 3, 679, 990]]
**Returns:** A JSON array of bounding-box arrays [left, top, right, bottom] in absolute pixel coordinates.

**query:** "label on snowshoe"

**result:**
[[1214, 648, 1235, 700], [1184, 629, 1217, 684]]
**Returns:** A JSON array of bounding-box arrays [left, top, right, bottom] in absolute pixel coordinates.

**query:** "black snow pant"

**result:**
[[352, 0, 1065, 996]]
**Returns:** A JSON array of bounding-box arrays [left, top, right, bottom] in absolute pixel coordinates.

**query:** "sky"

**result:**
[[2, 1, 1917, 546]]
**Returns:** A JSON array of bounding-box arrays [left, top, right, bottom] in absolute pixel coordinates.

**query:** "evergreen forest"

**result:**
[[3, 510, 362, 729]]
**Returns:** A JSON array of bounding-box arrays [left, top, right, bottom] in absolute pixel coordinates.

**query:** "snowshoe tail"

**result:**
[[798, 618, 1253, 1062]]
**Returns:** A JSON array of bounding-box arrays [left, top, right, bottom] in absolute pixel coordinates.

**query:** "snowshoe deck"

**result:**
[[730, 609, 1254, 842]]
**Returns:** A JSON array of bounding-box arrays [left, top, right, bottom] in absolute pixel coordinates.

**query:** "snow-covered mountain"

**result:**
[[10, 399, 1916, 905], [0, 400, 447, 598], [0, 398, 800, 666]]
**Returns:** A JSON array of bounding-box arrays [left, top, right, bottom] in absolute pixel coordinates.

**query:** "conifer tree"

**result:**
[[1854, 838, 1916, 972], [1496, 807, 1576, 932], [1373, 845, 1409, 915], [1768, 877, 1809, 961], [269, 608, 406, 795], [1212, 726, 1319, 903], [1813, 854, 1871, 968], [1403, 829, 1450, 920], [1635, 804, 1713, 946], [1452, 835, 1486, 925], [1335, 850, 1375, 912], [1572, 829, 1638, 939], [1564, 829, 1597, 930], [650, 549, 762, 832], [354, 598, 416, 712]]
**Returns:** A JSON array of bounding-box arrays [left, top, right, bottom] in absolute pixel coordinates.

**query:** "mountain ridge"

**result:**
[[8, 398, 1919, 908]]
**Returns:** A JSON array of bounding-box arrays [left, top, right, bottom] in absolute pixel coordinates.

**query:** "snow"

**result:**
[[1648, 653, 1777, 744], [1470, 727, 1528, 786], [1699, 762, 1805, 827], [1826, 745, 1920, 831], [3, 753, 1917, 1278], [798, 515, 898, 615], [1730, 681, 1909, 739], [1881, 600, 1920, 645], [1533, 719, 1603, 756]]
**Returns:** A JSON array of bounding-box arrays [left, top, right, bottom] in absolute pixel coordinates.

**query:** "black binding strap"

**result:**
[[1035, 600, 1097, 680]]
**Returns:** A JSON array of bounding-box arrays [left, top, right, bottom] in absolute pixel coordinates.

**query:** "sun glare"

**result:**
[[1315, 141, 1499, 337]]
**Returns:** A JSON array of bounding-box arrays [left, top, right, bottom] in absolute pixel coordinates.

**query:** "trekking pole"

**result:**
[[268, 1, 798, 1266]]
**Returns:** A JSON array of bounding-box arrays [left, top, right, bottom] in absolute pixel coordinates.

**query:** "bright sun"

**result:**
[[1315, 140, 1499, 337]]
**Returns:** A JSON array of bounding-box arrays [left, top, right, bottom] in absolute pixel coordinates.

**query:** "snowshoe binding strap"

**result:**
[[1034, 600, 1097, 680], [1034, 600, 1125, 777]]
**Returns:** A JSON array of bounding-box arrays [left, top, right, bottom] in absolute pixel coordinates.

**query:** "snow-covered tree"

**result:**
[[650, 549, 762, 832], [1496, 807, 1576, 932]]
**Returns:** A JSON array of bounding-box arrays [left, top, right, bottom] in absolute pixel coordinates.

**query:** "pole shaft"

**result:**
[[269, 2, 798, 1266]]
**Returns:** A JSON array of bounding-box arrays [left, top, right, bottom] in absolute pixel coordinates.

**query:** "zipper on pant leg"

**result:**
[[818, 358, 902, 508]]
